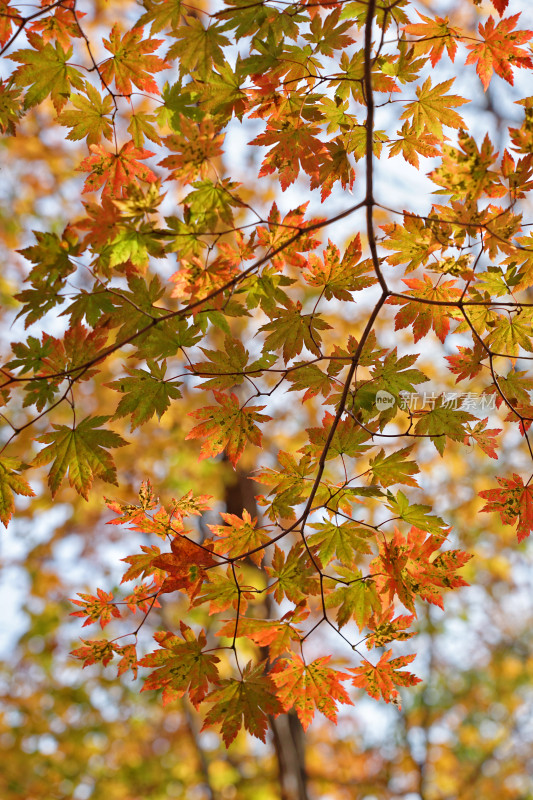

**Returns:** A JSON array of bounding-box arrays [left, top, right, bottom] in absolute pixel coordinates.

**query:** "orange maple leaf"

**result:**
[[464, 14, 533, 91], [78, 141, 157, 196]]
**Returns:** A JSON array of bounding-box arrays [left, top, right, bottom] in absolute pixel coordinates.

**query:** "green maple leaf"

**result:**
[[367, 348, 429, 397], [286, 363, 333, 402], [0, 79, 23, 135], [307, 520, 373, 566], [190, 336, 272, 391], [259, 301, 332, 362], [107, 360, 182, 430], [202, 661, 283, 746], [400, 77, 467, 137], [139, 623, 220, 707], [326, 571, 381, 630], [380, 215, 442, 272], [182, 179, 243, 227], [385, 490, 448, 535], [266, 544, 319, 603], [186, 391, 270, 467], [33, 416, 127, 499], [369, 446, 420, 488], [485, 314, 533, 357], [167, 16, 230, 80], [301, 412, 373, 460], [303, 8, 354, 56], [193, 568, 251, 614], [136, 0, 183, 33], [127, 112, 161, 147], [0, 457, 35, 527], [9, 33, 84, 111], [57, 83, 114, 145], [413, 400, 477, 455]]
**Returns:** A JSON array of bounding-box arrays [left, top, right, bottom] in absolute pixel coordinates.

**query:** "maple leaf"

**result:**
[[399, 77, 467, 138], [139, 623, 221, 707], [390, 275, 461, 343], [208, 509, 270, 566], [413, 399, 476, 456], [33, 416, 127, 499], [259, 301, 331, 362], [78, 142, 157, 197], [115, 643, 138, 679], [0, 457, 35, 527], [272, 655, 353, 730], [0, 0, 22, 48], [366, 606, 416, 649], [100, 25, 169, 95], [464, 14, 533, 91], [479, 474, 533, 542], [445, 342, 484, 382], [159, 116, 224, 183], [301, 412, 373, 461], [266, 544, 319, 604], [350, 649, 421, 707], [70, 588, 121, 629], [121, 544, 163, 583], [371, 525, 470, 611], [217, 608, 306, 659], [194, 566, 256, 614], [251, 120, 328, 191], [403, 12, 459, 66], [380, 214, 444, 273], [202, 661, 283, 746], [492, 0, 510, 14], [57, 83, 114, 146], [189, 336, 273, 391], [167, 16, 230, 80], [369, 446, 420, 488], [464, 419, 501, 459], [186, 391, 270, 467], [326, 571, 381, 630], [485, 313, 533, 358], [307, 520, 373, 566], [303, 236, 376, 300], [107, 360, 182, 430], [9, 32, 84, 111], [71, 639, 118, 669], [0, 79, 23, 135], [389, 122, 441, 169], [286, 362, 333, 402], [152, 532, 216, 596]]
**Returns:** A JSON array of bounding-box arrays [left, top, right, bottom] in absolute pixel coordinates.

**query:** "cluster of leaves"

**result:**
[[0, 0, 532, 747]]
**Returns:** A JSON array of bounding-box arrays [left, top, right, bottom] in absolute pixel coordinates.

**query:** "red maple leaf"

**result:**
[[479, 473, 533, 542], [350, 649, 421, 707], [78, 141, 157, 196], [464, 14, 533, 91], [100, 24, 169, 95]]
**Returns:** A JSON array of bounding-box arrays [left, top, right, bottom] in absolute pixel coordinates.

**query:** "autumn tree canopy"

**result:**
[[0, 0, 532, 796]]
